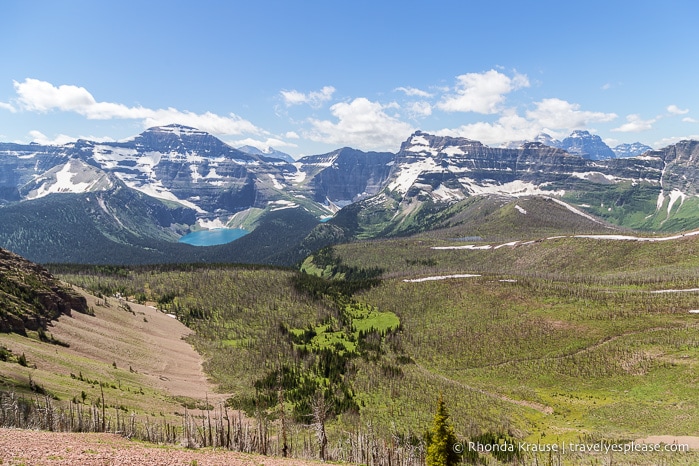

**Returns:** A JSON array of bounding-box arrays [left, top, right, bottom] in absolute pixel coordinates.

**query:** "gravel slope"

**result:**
[[0, 428, 328, 465]]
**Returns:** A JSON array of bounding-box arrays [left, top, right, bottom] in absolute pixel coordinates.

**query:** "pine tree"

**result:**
[[426, 393, 461, 466]]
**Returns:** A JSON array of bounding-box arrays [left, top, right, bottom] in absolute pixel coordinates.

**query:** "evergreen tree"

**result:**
[[426, 393, 461, 466]]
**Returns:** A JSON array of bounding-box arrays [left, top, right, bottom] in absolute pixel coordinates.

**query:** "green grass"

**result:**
[[54, 232, 699, 462]]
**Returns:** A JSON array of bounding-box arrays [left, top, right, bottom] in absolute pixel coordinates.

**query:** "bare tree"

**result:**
[[311, 391, 329, 460]]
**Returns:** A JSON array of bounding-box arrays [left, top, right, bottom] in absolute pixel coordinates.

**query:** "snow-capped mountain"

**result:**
[[237, 145, 295, 163], [2, 125, 699, 265], [612, 142, 653, 158], [557, 130, 615, 160], [382, 131, 659, 203], [504, 131, 651, 160]]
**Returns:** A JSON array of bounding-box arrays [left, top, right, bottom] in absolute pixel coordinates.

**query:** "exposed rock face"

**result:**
[[300, 148, 394, 206], [0, 248, 88, 334], [647, 140, 699, 194], [387, 131, 663, 202], [558, 130, 615, 160], [613, 142, 653, 158]]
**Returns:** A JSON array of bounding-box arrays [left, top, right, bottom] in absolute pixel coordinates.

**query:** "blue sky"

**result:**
[[1, 0, 698, 157]]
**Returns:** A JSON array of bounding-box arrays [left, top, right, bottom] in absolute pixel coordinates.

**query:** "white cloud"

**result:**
[[526, 98, 617, 130], [601, 83, 612, 91], [307, 97, 414, 151], [667, 104, 689, 115], [437, 98, 619, 146], [437, 70, 530, 114], [229, 137, 298, 150], [436, 108, 541, 145], [395, 86, 433, 98], [612, 114, 657, 133], [285, 131, 300, 139], [28, 130, 114, 145], [280, 86, 335, 108], [141, 108, 260, 135], [0, 101, 16, 112], [408, 101, 433, 117], [12, 78, 261, 135], [683, 117, 698, 123], [654, 135, 699, 148]]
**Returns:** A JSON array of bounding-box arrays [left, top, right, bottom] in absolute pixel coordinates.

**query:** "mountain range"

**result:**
[[1, 124, 698, 265]]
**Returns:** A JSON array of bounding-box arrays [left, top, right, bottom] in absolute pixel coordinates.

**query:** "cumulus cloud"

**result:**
[[667, 104, 689, 115], [28, 130, 114, 145], [436, 109, 541, 146], [229, 136, 298, 151], [307, 97, 414, 151], [683, 117, 698, 123], [437, 70, 529, 114], [0, 101, 16, 112], [437, 98, 619, 146], [612, 114, 657, 133], [408, 101, 433, 117], [12, 78, 261, 135], [285, 131, 300, 139], [526, 98, 617, 130], [280, 86, 335, 108], [395, 86, 432, 98], [653, 135, 699, 148]]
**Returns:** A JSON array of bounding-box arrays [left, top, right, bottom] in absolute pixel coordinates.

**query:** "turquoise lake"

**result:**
[[178, 228, 249, 246]]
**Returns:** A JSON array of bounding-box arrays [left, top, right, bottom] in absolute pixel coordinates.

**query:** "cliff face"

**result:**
[[302, 148, 394, 206], [649, 140, 699, 194], [388, 132, 665, 201], [0, 248, 88, 334]]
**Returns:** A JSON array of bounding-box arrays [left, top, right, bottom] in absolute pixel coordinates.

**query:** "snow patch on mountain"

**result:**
[[667, 189, 687, 214], [388, 158, 440, 193], [404, 134, 440, 156], [431, 184, 466, 202], [25, 159, 113, 200], [459, 179, 565, 197]]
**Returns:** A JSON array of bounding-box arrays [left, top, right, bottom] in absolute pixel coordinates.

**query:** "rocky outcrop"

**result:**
[[0, 248, 88, 335], [558, 130, 615, 160], [301, 148, 394, 206]]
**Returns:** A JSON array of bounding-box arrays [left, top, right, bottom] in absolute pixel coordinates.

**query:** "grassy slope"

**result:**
[[41, 198, 699, 463], [0, 288, 217, 418], [57, 234, 699, 442], [320, 228, 699, 443]]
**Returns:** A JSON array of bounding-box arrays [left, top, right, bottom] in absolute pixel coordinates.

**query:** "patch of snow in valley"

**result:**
[[403, 274, 481, 283], [515, 205, 527, 214], [197, 217, 228, 229], [650, 288, 699, 294], [432, 244, 492, 250], [494, 241, 519, 249]]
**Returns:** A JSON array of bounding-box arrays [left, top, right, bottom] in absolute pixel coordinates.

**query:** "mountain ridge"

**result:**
[[2, 125, 699, 265]]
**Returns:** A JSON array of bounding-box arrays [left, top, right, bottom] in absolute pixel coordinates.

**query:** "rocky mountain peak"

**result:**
[[559, 130, 615, 160], [400, 131, 484, 157], [612, 142, 653, 158]]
